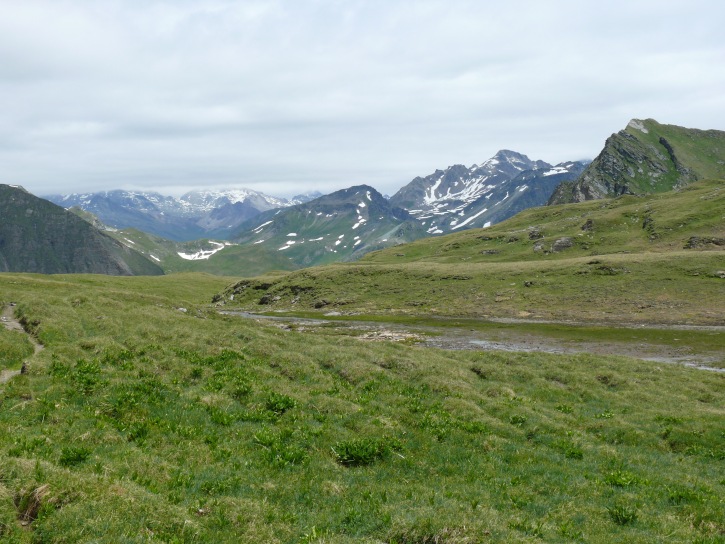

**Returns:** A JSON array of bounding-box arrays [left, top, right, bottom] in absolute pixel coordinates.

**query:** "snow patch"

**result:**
[[542, 167, 569, 176], [451, 208, 488, 230], [253, 220, 273, 233], [177, 241, 226, 261]]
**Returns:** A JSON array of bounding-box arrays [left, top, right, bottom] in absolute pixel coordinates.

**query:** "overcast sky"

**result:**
[[1, 0, 723, 198]]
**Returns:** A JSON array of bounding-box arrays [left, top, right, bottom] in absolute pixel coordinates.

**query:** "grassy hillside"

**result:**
[[0, 273, 723, 543], [217, 179, 725, 326]]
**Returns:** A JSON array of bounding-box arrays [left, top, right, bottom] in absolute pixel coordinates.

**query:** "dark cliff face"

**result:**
[[0, 185, 164, 276], [549, 119, 725, 205]]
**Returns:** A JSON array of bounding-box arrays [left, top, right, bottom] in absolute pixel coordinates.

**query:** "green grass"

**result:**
[[0, 272, 723, 542], [217, 180, 725, 328]]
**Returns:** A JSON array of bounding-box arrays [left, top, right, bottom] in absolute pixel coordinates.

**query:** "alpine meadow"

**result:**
[[1, 172, 723, 542]]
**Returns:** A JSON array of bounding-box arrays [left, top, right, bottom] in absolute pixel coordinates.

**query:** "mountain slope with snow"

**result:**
[[231, 185, 426, 268], [390, 150, 586, 234]]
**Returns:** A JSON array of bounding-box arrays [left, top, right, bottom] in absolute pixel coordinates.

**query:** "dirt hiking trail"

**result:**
[[1, 304, 43, 385]]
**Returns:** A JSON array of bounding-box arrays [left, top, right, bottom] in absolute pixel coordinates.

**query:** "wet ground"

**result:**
[[222, 311, 725, 373]]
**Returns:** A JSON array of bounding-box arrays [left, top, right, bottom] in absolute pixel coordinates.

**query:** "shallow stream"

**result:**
[[222, 311, 725, 373]]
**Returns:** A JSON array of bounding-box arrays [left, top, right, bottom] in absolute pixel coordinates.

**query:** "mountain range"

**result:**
[[8, 117, 722, 277], [45, 189, 322, 241]]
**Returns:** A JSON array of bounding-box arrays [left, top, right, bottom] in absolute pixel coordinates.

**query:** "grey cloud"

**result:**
[[0, 0, 723, 198]]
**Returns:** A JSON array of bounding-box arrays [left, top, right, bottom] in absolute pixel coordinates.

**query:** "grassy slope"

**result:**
[[110, 229, 297, 277], [628, 119, 725, 188], [0, 273, 723, 543], [217, 179, 725, 326]]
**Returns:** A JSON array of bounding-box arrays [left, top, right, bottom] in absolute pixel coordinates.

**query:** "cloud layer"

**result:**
[[1, 0, 724, 197]]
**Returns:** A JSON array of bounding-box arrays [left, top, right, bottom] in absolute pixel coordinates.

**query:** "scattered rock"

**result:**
[[684, 236, 725, 249], [533, 242, 545, 252], [177, 307, 188, 313], [581, 219, 594, 231], [313, 299, 330, 309], [481, 250, 499, 255], [551, 237, 573, 252], [324, 311, 342, 317], [528, 227, 543, 240], [714, 271, 725, 279], [523, 281, 534, 287], [357, 330, 421, 343]]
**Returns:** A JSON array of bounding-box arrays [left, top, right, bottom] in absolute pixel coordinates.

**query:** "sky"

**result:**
[[1, 0, 724, 199]]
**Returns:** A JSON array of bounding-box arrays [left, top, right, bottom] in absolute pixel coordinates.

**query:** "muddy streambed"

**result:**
[[222, 311, 725, 373]]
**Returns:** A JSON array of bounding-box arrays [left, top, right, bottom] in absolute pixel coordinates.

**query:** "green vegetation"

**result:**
[[0, 272, 723, 542], [0, 328, 33, 371], [218, 179, 725, 327], [110, 228, 297, 277]]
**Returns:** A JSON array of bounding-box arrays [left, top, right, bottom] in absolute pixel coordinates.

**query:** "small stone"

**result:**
[[551, 237, 573, 252]]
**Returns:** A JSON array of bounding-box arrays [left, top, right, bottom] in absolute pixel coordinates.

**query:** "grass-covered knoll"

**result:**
[[0, 273, 723, 542], [217, 180, 725, 326]]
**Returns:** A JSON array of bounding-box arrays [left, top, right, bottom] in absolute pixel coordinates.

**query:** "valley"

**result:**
[[0, 120, 723, 543]]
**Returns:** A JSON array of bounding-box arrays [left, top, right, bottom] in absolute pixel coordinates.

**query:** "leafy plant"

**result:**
[[265, 392, 297, 415], [608, 502, 638, 525], [332, 437, 391, 466], [58, 446, 91, 467]]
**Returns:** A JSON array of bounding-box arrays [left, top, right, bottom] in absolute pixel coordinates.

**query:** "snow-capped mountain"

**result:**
[[45, 188, 299, 241], [232, 185, 425, 268], [390, 150, 587, 234], [178, 189, 290, 214]]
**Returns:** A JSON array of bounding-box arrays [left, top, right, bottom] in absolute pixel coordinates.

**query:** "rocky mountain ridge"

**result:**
[[549, 118, 725, 204]]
